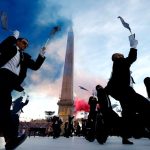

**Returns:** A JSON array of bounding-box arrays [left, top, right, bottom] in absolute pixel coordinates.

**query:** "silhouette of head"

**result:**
[[144, 77, 150, 85], [16, 38, 29, 51], [89, 96, 97, 101], [112, 53, 124, 61], [96, 84, 103, 91]]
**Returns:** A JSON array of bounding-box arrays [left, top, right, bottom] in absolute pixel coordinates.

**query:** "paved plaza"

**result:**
[[0, 136, 150, 150]]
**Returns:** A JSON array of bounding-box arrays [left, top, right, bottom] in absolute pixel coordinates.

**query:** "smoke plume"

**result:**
[[74, 97, 90, 113]]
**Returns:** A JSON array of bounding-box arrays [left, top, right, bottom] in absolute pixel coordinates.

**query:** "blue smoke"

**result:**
[[0, 0, 72, 52], [0, 0, 72, 84]]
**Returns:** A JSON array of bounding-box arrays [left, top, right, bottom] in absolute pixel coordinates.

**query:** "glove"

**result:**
[[21, 90, 26, 96], [13, 30, 20, 39], [40, 47, 46, 57], [25, 95, 29, 103], [129, 34, 138, 49]]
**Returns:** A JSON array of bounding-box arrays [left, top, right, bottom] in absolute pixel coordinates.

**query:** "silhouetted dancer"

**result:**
[[85, 96, 98, 142], [88, 96, 98, 121], [96, 84, 130, 144], [0, 28, 54, 149], [64, 121, 69, 138], [68, 115, 74, 137], [52, 116, 62, 138], [144, 77, 150, 99], [105, 34, 150, 144]]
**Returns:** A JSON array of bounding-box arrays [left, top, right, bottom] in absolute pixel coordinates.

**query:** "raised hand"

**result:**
[[129, 34, 138, 48]]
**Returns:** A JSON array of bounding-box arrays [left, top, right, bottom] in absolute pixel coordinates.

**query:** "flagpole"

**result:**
[[129, 29, 132, 35], [44, 26, 61, 48], [44, 38, 50, 48]]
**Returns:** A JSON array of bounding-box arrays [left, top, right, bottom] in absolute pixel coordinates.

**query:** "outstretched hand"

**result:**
[[40, 46, 46, 56], [129, 34, 138, 48]]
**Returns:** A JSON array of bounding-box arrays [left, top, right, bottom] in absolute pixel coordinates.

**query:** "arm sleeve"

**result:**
[[39, 47, 46, 58], [126, 48, 137, 64], [25, 53, 45, 70]]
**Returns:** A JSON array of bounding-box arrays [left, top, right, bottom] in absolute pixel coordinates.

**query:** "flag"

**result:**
[[118, 16, 132, 33], [112, 103, 118, 109], [0, 11, 8, 30], [79, 86, 89, 91]]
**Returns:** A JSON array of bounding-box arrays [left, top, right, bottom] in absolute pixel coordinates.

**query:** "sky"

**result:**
[[0, 0, 150, 121]]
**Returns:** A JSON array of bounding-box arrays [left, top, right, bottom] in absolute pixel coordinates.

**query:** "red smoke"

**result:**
[[74, 97, 90, 113]]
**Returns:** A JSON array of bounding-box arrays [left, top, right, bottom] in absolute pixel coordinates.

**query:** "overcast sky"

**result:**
[[0, 0, 150, 121]]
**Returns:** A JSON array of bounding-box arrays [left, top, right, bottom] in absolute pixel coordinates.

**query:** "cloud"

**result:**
[[74, 68, 107, 100], [2, 0, 150, 120]]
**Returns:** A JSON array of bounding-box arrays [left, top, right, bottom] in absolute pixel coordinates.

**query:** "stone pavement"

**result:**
[[0, 136, 150, 150]]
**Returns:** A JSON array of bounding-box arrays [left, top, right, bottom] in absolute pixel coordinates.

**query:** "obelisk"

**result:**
[[58, 27, 74, 123]]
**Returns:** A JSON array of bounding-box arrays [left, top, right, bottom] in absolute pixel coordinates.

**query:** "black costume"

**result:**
[[105, 48, 150, 138], [88, 96, 97, 120], [0, 35, 45, 143], [144, 77, 150, 99]]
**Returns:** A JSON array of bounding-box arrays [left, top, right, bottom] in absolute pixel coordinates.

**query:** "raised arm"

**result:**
[[126, 34, 138, 64]]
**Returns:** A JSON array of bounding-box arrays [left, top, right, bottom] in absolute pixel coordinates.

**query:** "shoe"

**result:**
[[5, 134, 27, 150], [122, 139, 133, 144]]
